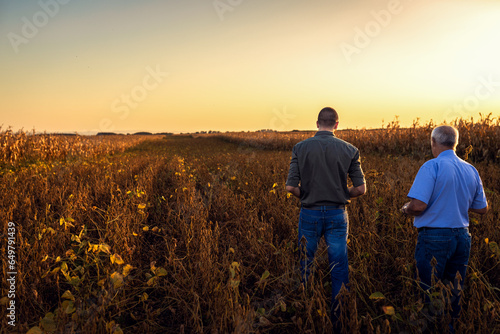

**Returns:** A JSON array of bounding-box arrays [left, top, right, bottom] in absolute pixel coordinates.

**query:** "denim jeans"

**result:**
[[415, 228, 471, 320], [298, 207, 349, 313]]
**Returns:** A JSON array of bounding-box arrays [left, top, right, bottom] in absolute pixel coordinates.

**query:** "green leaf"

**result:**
[[370, 291, 385, 300], [62, 300, 76, 314], [26, 327, 43, 334], [147, 277, 156, 286], [369, 292, 385, 300], [155, 267, 167, 277], [230, 279, 240, 289], [41, 312, 57, 332], [260, 270, 270, 281], [68, 276, 81, 286], [61, 290, 75, 301], [489, 242, 500, 257], [113, 327, 124, 334]]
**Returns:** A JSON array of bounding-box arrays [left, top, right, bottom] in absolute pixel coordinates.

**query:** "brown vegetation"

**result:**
[[1, 118, 499, 333], [212, 114, 500, 163], [0, 127, 154, 166]]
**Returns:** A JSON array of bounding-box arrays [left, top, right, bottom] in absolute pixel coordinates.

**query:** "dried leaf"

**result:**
[[382, 305, 395, 315], [110, 272, 124, 289], [123, 264, 134, 277], [110, 253, 125, 265]]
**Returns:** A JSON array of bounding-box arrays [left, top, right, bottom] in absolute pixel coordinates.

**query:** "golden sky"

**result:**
[[1, 0, 500, 134]]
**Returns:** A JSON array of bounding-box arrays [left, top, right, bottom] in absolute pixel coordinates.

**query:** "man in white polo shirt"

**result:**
[[401, 125, 488, 331]]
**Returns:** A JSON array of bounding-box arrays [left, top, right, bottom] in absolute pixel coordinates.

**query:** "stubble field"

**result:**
[[1, 117, 499, 333]]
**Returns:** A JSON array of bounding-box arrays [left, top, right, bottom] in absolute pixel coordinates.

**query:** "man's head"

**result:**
[[317, 107, 339, 131], [431, 125, 459, 157]]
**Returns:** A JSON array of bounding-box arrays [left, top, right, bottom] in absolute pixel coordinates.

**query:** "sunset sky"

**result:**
[[1, 0, 500, 134]]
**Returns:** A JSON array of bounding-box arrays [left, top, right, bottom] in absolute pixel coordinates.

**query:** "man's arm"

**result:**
[[285, 146, 301, 198], [349, 183, 366, 198], [469, 206, 488, 215], [348, 149, 366, 199], [285, 185, 301, 198], [401, 198, 427, 216], [470, 174, 488, 215]]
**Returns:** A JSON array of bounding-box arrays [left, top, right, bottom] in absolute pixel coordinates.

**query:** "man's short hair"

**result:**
[[318, 107, 339, 128], [431, 125, 459, 148]]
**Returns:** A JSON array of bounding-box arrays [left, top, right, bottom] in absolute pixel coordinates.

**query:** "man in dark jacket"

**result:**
[[286, 107, 366, 326]]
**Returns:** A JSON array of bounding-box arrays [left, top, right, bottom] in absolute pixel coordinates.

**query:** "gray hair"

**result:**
[[431, 125, 459, 148]]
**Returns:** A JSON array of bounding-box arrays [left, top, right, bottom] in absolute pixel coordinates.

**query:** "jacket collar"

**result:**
[[315, 130, 335, 137]]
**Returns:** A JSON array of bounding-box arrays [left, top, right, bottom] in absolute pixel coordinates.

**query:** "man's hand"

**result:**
[[349, 184, 366, 198], [401, 199, 427, 216], [285, 185, 301, 198]]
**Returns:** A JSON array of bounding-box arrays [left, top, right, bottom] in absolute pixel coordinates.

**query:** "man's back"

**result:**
[[409, 150, 487, 228], [286, 131, 364, 207]]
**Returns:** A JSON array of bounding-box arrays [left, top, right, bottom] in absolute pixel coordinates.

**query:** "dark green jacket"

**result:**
[[286, 131, 365, 206]]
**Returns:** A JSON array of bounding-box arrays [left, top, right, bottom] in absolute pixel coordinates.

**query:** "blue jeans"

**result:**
[[298, 207, 349, 313], [415, 228, 471, 320]]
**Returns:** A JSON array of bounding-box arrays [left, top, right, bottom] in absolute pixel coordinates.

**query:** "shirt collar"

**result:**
[[437, 149, 457, 158], [315, 131, 335, 137]]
